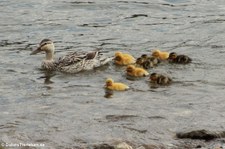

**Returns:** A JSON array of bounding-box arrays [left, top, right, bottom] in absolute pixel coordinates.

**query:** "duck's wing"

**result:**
[[55, 49, 113, 73], [56, 50, 100, 66]]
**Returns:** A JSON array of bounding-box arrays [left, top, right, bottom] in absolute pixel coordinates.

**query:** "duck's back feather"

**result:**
[[55, 50, 112, 73]]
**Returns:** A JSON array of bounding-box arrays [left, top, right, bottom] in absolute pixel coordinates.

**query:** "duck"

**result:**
[[126, 65, 149, 77], [30, 39, 113, 73], [149, 73, 172, 85], [114, 51, 135, 65], [105, 78, 129, 91], [168, 52, 192, 64], [151, 49, 169, 60]]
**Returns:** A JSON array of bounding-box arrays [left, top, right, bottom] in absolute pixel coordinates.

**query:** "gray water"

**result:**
[[1, 0, 225, 148]]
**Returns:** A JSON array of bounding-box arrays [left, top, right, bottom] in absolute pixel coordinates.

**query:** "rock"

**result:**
[[115, 142, 133, 149], [176, 129, 225, 141], [93, 143, 115, 149], [140, 144, 166, 149]]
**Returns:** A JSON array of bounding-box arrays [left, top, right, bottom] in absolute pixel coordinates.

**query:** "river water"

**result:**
[[1, 0, 225, 148]]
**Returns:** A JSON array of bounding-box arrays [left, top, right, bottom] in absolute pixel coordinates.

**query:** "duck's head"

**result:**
[[152, 49, 160, 57], [30, 39, 55, 55], [126, 65, 135, 73], [105, 78, 114, 87], [150, 73, 160, 81], [168, 52, 177, 60]]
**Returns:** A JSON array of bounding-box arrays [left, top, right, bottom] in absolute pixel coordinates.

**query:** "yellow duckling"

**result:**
[[105, 78, 129, 91], [126, 65, 149, 77], [150, 73, 172, 85], [152, 49, 169, 60], [114, 51, 135, 65]]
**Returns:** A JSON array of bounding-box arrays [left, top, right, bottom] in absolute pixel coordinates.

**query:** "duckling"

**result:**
[[116, 51, 135, 59], [135, 54, 148, 66], [114, 51, 135, 65], [135, 57, 145, 66], [152, 49, 169, 60], [147, 56, 161, 65], [136, 55, 160, 69], [105, 78, 129, 91], [140, 54, 148, 60], [150, 73, 172, 85], [30, 39, 113, 73], [168, 52, 192, 64], [126, 65, 149, 77], [142, 60, 154, 69]]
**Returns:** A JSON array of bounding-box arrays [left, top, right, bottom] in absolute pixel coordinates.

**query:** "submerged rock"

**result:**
[[93, 143, 115, 149], [176, 129, 225, 141]]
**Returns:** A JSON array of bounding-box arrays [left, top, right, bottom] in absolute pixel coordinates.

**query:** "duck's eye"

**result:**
[[41, 43, 48, 47]]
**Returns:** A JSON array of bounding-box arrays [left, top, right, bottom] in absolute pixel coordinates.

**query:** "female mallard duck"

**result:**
[[126, 65, 149, 77], [30, 39, 113, 73], [114, 51, 135, 65], [168, 52, 192, 64], [150, 73, 172, 85], [152, 49, 169, 60], [105, 78, 129, 91]]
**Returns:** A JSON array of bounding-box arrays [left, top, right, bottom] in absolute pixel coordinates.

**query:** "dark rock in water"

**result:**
[[93, 143, 115, 149], [176, 129, 225, 141]]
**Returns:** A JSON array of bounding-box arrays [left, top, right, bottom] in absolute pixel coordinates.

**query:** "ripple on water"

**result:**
[[1, 0, 225, 148]]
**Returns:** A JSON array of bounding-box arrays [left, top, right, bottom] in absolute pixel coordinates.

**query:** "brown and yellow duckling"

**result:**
[[150, 73, 172, 85], [135, 54, 148, 66], [126, 65, 149, 77], [105, 78, 129, 91], [168, 52, 192, 64], [152, 49, 169, 60], [114, 51, 135, 65], [135, 54, 160, 69], [143, 56, 161, 69]]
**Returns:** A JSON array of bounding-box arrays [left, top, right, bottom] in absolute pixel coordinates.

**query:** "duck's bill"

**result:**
[[30, 47, 41, 55]]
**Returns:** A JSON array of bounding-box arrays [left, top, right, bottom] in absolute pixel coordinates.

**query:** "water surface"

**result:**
[[1, 0, 225, 148]]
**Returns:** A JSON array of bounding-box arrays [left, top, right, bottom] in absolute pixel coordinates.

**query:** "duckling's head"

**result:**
[[114, 55, 123, 62], [141, 54, 148, 59], [150, 73, 160, 81], [126, 65, 135, 73], [105, 78, 114, 87], [114, 52, 123, 62], [115, 51, 123, 57], [136, 57, 144, 65], [169, 52, 177, 60], [152, 49, 160, 57], [30, 39, 55, 55]]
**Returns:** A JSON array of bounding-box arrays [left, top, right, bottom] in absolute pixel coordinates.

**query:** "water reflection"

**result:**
[[148, 82, 159, 89], [104, 88, 114, 98], [38, 70, 56, 85]]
